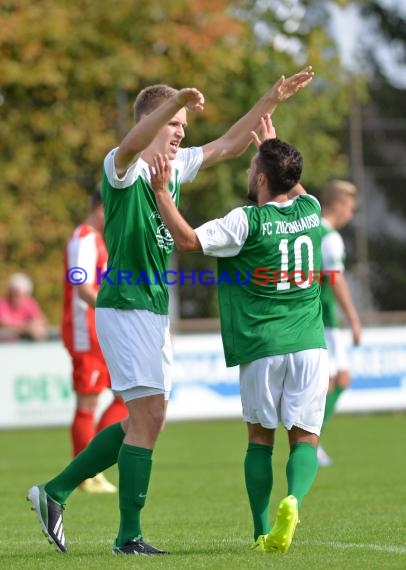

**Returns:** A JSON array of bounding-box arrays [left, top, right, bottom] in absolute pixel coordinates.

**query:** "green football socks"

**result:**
[[45, 421, 125, 505], [323, 385, 345, 427], [116, 444, 153, 547], [286, 442, 318, 510], [244, 442, 273, 540]]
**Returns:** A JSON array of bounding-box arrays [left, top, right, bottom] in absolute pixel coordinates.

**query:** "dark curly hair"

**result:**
[[257, 138, 303, 195]]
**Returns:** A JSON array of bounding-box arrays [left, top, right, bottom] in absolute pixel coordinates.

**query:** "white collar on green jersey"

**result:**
[[264, 199, 293, 208]]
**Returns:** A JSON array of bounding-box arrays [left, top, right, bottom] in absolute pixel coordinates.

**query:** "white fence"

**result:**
[[1, 327, 405, 429]]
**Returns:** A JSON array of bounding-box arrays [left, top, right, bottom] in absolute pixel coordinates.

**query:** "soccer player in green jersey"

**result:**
[[149, 117, 328, 555], [27, 69, 314, 555], [317, 180, 361, 466]]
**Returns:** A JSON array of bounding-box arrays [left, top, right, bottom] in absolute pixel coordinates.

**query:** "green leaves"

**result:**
[[0, 0, 360, 320]]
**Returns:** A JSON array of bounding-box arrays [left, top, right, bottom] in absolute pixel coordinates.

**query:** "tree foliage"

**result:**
[[360, 2, 406, 51], [348, 1, 406, 310], [0, 0, 359, 321]]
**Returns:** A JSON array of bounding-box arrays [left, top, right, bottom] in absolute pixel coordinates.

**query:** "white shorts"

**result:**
[[325, 328, 349, 377], [239, 348, 329, 436], [95, 308, 172, 399], [118, 385, 171, 403]]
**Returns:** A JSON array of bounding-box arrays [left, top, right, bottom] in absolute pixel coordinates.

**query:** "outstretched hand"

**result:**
[[271, 66, 314, 102], [149, 153, 172, 195], [175, 88, 205, 112], [251, 114, 276, 148]]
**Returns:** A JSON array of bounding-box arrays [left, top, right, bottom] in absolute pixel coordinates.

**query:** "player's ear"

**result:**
[[257, 172, 266, 186]]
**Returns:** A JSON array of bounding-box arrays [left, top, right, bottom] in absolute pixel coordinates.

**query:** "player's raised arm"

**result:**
[[115, 88, 204, 178], [201, 66, 314, 169]]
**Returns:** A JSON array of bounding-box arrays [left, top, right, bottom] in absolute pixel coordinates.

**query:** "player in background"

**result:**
[[62, 189, 127, 492], [149, 117, 328, 555], [0, 273, 48, 341], [28, 67, 314, 556], [317, 180, 361, 466]]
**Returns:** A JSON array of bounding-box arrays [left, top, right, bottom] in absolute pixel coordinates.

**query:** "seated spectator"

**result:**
[[0, 273, 48, 341]]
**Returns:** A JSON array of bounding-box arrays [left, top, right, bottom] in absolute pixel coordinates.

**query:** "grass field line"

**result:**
[[297, 540, 406, 555], [10, 536, 406, 555], [217, 537, 406, 554]]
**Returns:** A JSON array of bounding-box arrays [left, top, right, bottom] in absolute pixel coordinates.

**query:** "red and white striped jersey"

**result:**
[[62, 225, 107, 353]]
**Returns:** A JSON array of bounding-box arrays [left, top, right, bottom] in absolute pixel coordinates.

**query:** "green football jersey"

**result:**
[[215, 195, 326, 367], [96, 147, 202, 314], [319, 220, 345, 328]]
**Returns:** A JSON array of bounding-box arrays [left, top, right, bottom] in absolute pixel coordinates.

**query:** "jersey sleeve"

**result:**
[[71, 233, 98, 285], [322, 231, 345, 272], [175, 147, 204, 183], [103, 148, 144, 189], [194, 207, 249, 257], [103, 147, 203, 188], [299, 193, 321, 215]]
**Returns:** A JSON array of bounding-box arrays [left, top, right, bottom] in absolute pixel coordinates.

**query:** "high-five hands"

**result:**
[[271, 65, 314, 102], [149, 153, 172, 195], [251, 114, 276, 148]]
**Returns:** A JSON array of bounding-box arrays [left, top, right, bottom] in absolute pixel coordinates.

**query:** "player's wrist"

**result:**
[[349, 314, 360, 326], [174, 91, 187, 108], [155, 186, 169, 198]]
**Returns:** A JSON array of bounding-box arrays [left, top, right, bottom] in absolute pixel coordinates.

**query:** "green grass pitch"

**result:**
[[0, 413, 405, 569]]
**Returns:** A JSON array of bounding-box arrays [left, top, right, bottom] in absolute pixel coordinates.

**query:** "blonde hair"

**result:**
[[8, 272, 33, 295], [133, 84, 179, 121], [321, 179, 357, 207]]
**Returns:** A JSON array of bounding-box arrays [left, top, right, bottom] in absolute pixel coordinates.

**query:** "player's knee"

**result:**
[[150, 408, 166, 434], [247, 423, 274, 446], [336, 370, 350, 389], [288, 425, 318, 447]]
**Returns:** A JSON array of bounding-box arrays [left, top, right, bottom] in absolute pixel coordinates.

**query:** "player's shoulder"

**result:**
[[79, 224, 96, 238], [68, 224, 97, 243], [321, 218, 339, 235], [103, 146, 118, 169], [241, 203, 261, 222], [219, 206, 248, 227], [322, 224, 344, 248], [174, 146, 202, 163], [296, 193, 321, 211], [103, 148, 147, 189], [178, 146, 202, 156]]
